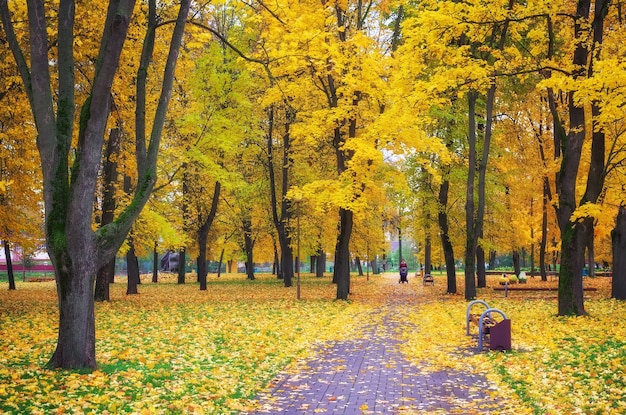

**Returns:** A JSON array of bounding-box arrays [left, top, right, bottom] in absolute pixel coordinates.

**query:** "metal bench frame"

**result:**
[[466, 300, 509, 350]]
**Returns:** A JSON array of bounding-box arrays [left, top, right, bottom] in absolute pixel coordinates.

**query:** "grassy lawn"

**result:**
[[0, 272, 624, 414]]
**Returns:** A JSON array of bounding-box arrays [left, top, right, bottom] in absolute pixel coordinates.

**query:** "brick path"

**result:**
[[244, 274, 509, 415]]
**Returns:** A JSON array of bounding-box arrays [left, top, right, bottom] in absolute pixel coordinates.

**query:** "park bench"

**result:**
[[423, 273, 434, 286], [493, 284, 597, 297], [466, 300, 511, 351]]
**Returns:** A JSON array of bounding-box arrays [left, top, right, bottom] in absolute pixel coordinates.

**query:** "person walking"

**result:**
[[399, 259, 408, 283]]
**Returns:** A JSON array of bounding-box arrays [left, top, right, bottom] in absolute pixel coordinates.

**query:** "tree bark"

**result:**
[[424, 232, 432, 275], [217, 248, 224, 278], [555, 0, 611, 316], [197, 181, 221, 291], [612, 206, 626, 299], [126, 240, 140, 295], [437, 180, 457, 294], [267, 106, 294, 287], [4, 240, 16, 290], [540, 179, 549, 281], [355, 256, 363, 276], [512, 250, 521, 277], [177, 248, 186, 284], [335, 208, 353, 300], [243, 218, 255, 280], [476, 246, 486, 287], [464, 91, 478, 300], [152, 243, 158, 283], [0, 0, 191, 369], [95, 127, 121, 302], [316, 250, 326, 277]]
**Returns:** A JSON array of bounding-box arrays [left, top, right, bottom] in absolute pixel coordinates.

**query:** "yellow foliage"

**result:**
[[0, 274, 623, 414]]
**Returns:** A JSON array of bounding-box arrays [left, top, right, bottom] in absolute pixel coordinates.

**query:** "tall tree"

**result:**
[[0, 0, 191, 368], [548, 0, 611, 315]]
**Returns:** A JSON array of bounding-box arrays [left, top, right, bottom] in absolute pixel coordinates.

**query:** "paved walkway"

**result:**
[[244, 275, 508, 415]]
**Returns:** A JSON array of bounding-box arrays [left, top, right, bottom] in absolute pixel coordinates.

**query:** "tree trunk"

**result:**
[[152, 243, 158, 283], [512, 250, 521, 276], [266, 106, 294, 287], [217, 248, 224, 278], [424, 232, 431, 275], [464, 91, 478, 300], [355, 256, 363, 276], [437, 179, 457, 293], [126, 240, 140, 295], [0, 0, 192, 370], [197, 181, 221, 291], [95, 127, 121, 302], [558, 223, 587, 315], [555, 15, 588, 314], [4, 240, 15, 290], [335, 208, 353, 300], [273, 243, 281, 278], [48, 249, 97, 369], [316, 251, 326, 277], [95, 260, 114, 301], [243, 218, 255, 280], [177, 248, 186, 284], [540, 179, 549, 281], [476, 246, 486, 287], [612, 206, 626, 299], [554, 0, 610, 316]]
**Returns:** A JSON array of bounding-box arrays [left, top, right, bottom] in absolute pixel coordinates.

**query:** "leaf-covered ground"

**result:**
[[0, 272, 623, 414]]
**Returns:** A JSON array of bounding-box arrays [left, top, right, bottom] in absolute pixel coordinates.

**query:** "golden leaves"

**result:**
[[0, 274, 371, 414], [0, 274, 623, 414], [401, 275, 624, 415]]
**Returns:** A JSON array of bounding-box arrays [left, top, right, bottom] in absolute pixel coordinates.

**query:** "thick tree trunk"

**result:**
[[554, 0, 609, 316], [476, 246, 486, 287], [4, 240, 16, 290], [47, 244, 98, 369], [316, 249, 326, 277], [277, 230, 294, 284], [0, 0, 191, 370], [335, 208, 353, 300], [612, 206, 626, 299], [126, 241, 140, 295], [177, 248, 186, 284], [558, 223, 587, 315]]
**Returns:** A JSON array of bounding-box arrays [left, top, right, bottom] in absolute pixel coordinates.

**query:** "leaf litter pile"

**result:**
[[0, 272, 624, 414]]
